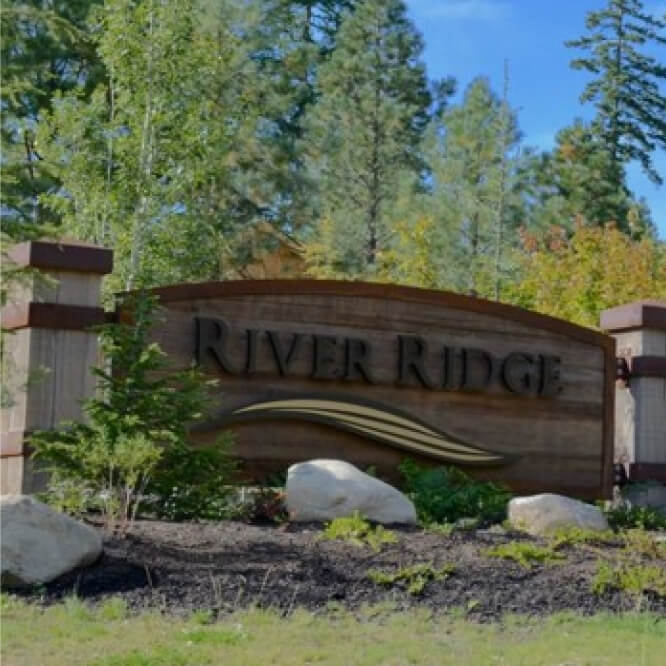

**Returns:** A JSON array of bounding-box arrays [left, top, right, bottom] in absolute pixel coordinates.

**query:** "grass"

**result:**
[[485, 541, 566, 569], [320, 512, 398, 551], [367, 562, 455, 595], [2, 595, 666, 666]]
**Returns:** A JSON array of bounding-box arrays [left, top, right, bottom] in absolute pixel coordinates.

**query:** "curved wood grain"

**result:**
[[136, 279, 614, 351]]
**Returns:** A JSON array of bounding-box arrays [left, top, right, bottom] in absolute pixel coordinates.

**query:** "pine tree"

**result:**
[[302, 0, 431, 278], [566, 0, 666, 184], [1, 0, 103, 238], [239, 1, 355, 238], [423, 77, 522, 297], [523, 120, 653, 236]]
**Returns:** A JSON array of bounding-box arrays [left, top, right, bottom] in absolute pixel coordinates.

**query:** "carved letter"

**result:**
[[195, 317, 239, 375], [344, 338, 375, 383], [397, 335, 434, 389], [266, 330, 302, 376], [462, 348, 494, 392], [539, 355, 562, 397], [245, 328, 259, 374], [442, 346, 463, 390], [502, 353, 536, 394], [312, 334, 340, 380]]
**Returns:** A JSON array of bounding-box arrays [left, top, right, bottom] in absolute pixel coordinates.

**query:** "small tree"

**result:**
[[31, 292, 235, 532]]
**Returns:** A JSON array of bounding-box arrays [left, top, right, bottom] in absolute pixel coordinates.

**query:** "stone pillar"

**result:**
[[600, 300, 666, 506], [1, 240, 112, 494]]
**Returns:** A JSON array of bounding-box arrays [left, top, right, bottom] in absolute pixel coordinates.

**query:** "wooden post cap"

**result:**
[[600, 300, 666, 333], [7, 239, 113, 275]]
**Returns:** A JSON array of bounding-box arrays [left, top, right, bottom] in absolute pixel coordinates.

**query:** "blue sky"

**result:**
[[406, 0, 666, 238]]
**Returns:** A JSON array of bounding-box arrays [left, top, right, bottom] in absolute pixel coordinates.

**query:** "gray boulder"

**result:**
[[508, 493, 609, 536], [286, 459, 417, 524], [1, 495, 103, 587]]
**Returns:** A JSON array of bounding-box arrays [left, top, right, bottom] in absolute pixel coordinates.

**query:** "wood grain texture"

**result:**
[[124, 280, 615, 498]]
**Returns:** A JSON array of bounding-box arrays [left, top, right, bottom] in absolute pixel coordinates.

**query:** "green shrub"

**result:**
[[320, 512, 398, 551], [399, 459, 511, 526], [604, 504, 666, 531], [145, 435, 239, 521], [30, 293, 236, 532]]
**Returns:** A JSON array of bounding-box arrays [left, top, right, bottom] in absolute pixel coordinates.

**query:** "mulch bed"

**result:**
[[14, 520, 666, 621]]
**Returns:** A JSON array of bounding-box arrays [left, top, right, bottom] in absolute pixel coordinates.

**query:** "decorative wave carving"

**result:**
[[199, 395, 508, 465]]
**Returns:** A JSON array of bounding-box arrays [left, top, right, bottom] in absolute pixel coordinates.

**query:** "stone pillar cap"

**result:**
[[600, 300, 666, 333], [7, 239, 113, 275]]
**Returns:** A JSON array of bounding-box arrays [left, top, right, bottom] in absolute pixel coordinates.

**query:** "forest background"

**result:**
[[2, 0, 666, 328]]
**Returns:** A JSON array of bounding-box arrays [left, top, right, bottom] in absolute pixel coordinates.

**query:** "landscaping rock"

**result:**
[[1, 495, 103, 587], [508, 493, 609, 536], [286, 459, 417, 524]]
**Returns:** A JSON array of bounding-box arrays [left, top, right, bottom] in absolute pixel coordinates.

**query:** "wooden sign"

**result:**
[[142, 281, 615, 498]]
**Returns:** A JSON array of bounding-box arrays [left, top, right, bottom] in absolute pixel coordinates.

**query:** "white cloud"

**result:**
[[410, 0, 511, 21]]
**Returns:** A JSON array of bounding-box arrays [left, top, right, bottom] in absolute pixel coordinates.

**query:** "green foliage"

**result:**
[[240, 487, 288, 524], [97, 598, 129, 622], [605, 504, 666, 532], [30, 293, 231, 531], [621, 529, 666, 560], [320, 512, 398, 551], [399, 459, 511, 526], [145, 435, 239, 521], [368, 562, 455, 595], [592, 561, 666, 597], [507, 222, 666, 328], [302, 0, 433, 278], [523, 121, 653, 236], [485, 542, 566, 569], [417, 75, 523, 298], [1, 0, 104, 236], [548, 526, 619, 550]]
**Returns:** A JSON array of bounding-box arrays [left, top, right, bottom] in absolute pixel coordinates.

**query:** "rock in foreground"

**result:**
[[508, 493, 609, 536], [286, 459, 417, 524], [1, 495, 103, 587]]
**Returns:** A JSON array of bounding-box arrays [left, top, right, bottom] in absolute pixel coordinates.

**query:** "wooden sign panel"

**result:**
[[141, 281, 615, 498]]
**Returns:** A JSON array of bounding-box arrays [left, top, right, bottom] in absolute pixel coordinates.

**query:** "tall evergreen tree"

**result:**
[[1, 0, 104, 238], [566, 0, 666, 184], [422, 77, 523, 297], [523, 120, 653, 236], [302, 0, 431, 278], [238, 0, 355, 237]]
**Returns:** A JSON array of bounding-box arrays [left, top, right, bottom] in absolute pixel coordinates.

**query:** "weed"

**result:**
[[320, 512, 398, 552], [368, 562, 455, 595], [621, 529, 666, 560], [485, 541, 566, 569], [423, 522, 455, 536], [97, 597, 129, 621], [188, 609, 214, 625], [181, 623, 249, 645], [63, 595, 93, 621], [548, 526, 618, 550]]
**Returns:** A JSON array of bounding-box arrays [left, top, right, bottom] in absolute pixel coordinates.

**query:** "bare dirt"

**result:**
[[15, 520, 666, 621]]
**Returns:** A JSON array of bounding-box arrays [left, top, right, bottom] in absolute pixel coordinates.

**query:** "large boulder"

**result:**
[[1, 495, 103, 587], [508, 493, 609, 536], [286, 459, 417, 524]]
